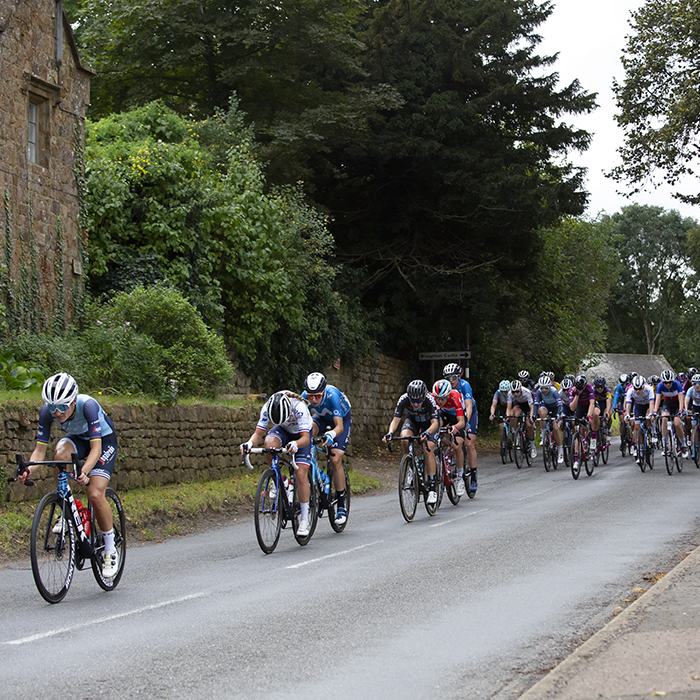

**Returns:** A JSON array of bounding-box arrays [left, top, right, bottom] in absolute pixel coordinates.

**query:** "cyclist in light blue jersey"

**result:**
[[302, 372, 350, 524], [443, 363, 478, 492], [18, 373, 120, 578], [533, 375, 564, 464]]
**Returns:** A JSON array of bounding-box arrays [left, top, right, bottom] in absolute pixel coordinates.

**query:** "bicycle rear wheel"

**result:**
[[254, 469, 282, 553], [293, 468, 318, 545], [694, 432, 700, 468], [542, 429, 552, 472], [398, 454, 418, 522], [443, 446, 460, 505], [31, 493, 75, 604], [645, 431, 654, 470], [328, 462, 351, 533], [90, 487, 127, 590], [664, 430, 674, 475], [514, 430, 523, 469], [571, 433, 582, 480], [602, 430, 610, 464]]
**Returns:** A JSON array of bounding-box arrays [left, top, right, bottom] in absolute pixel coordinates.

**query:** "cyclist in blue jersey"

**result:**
[[612, 373, 631, 453], [383, 380, 439, 504], [533, 375, 564, 464], [302, 372, 350, 525], [653, 369, 687, 458], [18, 373, 120, 578], [443, 363, 478, 491]]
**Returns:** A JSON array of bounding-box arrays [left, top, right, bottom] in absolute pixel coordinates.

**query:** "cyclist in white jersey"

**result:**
[[624, 375, 655, 465]]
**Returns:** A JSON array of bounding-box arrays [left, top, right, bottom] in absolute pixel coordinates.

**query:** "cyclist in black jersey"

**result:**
[[382, 380, 439, 504]]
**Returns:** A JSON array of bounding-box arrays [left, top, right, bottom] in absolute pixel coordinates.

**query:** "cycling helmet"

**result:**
[[518, 370, 530, 381], [266, 392, 292, 425], [442, 363, 462, 378], [594, 376, 606, 388], [688, 367, 698, 378], [498, 380, 511, 393], [632, 375, 645, 389], [564, 374, 575, 384], [660, 369, 675, 383], [539, 375, 552, 387], [407, 379, 428, 400], [630, 371, 638, 379], [510, 379, 523, 392], [574, 375, 587, 391], [304, 372, 327, 395], [692, 373, 700, 384], [560, 377, 573, 391], [678, 372, 687, 383], [619, 373, 630, 385], [42, 373, 78, 406], [432, 379, 451, 399], [648, 374, 660, 385], [546, 371, 555, 380]]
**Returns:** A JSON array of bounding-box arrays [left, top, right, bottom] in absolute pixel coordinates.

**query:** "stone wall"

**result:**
[[2, 353, 410, 503], [0, 0, 92, 325]]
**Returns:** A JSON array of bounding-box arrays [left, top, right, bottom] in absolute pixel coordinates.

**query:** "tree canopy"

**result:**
[[612, 0, 700, 204]]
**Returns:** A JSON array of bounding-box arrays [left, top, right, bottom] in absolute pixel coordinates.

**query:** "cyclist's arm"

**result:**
[[18, 442, 48, 483], [77, 439, 103, 485], [653, 392, 661, 413], [241, 426, 266, 453], [427, 417, 439, 436], [384, 416, 401, 440]]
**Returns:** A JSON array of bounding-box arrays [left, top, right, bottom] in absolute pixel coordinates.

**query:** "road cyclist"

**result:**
[[301, 372, 350, 526], [241, 391, 315, 537], [490, 379, 512, 462], [432, 378, 468, 496], [592, 376, 613, 463], [506, 379, 536, 461], [654, 369, 687, 460], [684, 373, 700, 466], [383, 380, 439, 505], [612, 374, 632, 455], [624, 375, 656, 469], [533, 375, 564, 465], [443, 363, 478, 493], [568, 375, 598, 452], [18, 372, 122, 580]]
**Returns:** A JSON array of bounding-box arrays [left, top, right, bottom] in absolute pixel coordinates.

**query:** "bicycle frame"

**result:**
[[244, 447, 298, 522]]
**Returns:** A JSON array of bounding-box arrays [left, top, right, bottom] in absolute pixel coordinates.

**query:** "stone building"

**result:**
[[0, 0, 93, 331]]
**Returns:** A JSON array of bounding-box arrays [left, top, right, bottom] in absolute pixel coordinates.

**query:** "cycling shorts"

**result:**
[[493, 403, 508, 419], [60, 432, 118, 481], [631, 402, 651, 419], [594, 399, 608, 413], [690, 405, 700, 421], [574, 404, 591, 421], [439, 410, 466, 439], [537, 404, 560, 419], [267, 425, 313, 466], [661, 400, 681, 417], [312, 414, 352, 452], [401, 418, 437, 443]]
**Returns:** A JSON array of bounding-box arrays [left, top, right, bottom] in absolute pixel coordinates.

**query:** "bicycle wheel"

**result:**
[[507, 433, 514, 462], [90, 488, 127, 590], [694, 432, 700, 468], [571, 433, 582, 480], [513, 430, 523, 469], [601, 429, 610, 464], [562, 425, 572, 468], [433, 448, 445, 510], [444, 446, 460, 505], [293, 468, 318, 545], [424, 464, 439, 517], [542, 429, 552, 472], [675, 432, 683, 473], [524, 430, 533, 467], [30, 493, 75, 604], [254, 469, 282, 553], [584, 440, 595, 476], [664, 429, 674, 475], [591, 432, 599, 468], [328, 462, 351, 533], [645, 431, 654, 470], [398, 454, 419, 522]]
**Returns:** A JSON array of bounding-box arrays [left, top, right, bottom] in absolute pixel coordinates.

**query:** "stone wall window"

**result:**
[[27, 94, 50, 167]]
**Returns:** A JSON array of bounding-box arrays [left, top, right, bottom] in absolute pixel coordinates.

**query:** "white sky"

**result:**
[[537, 0, 699, 222]]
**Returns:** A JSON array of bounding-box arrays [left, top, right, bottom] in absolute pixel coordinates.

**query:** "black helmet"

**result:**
[[574, 375, 587, 391], [407, 380, 428, 400], [594, 376, 606, 388], [442, 363, 462, 378], [266, 392, 292, 425], [304, 372, 327, 395]]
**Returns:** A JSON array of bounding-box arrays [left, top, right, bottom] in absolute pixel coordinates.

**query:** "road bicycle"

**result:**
[[12, 453, 126, 604], [661, 416, 683, 475], [244, 446, 318, 553], [388, 435, 439, 522], [311, 437, 351, 533], [538, 414, 559, 472], [595, 415, 611, 465], [616, 409, 633, 457], [512, 413, 533, 469], [637, 415, 655, 473], [690, 416, 700, 468], [562, 415, 574, 469], [498, 416, 513, 464], [435, 427, 461, 506], [570, 417, 594, 480]]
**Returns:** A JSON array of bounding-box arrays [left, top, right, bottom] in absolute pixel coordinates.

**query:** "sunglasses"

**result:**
[[48, 403, 70, 413], [446, 374, 460, 381], [307, 393, 323, 400], [409, 399, 423, 405], [513, 389, 522, 394]]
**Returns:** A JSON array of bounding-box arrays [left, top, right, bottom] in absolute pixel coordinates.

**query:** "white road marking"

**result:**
[[285, 540, 383, 569], [3, 592, 208, 646], [430, 508, 490, 527]]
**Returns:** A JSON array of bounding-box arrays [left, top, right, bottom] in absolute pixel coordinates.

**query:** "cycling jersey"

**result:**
[[491, 390, 508, 409], [36, 395, 114, 445], [625, 384, 655, 406], [569, 384, 595, 406], [686, 386, 700, 407], [256, 395, 313, 435], [437, 390, 465, 418], [394, 393, 439, 425], [301, 385, 351, 420], [656, 380, 684, 404], [612, 382, 630, 411], [507, 387, 533, 407], [455, 378, 476, 413], [534, 388, 562, 415]]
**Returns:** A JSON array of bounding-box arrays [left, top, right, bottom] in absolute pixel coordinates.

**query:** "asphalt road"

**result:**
[[2, 440, 700, 699]]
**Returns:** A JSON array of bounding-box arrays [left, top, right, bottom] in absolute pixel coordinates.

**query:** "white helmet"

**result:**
[[42, 373, 78, 406], [632, 375, 646, 389], [539, 375, 552, 387], [266, 392, 292, 425]]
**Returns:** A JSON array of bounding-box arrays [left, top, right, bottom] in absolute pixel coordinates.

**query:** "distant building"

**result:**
[[580, 353, 674, 383], [0, 0, 93, 331]]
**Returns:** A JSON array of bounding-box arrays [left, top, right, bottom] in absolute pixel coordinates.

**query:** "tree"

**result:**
[[604, 205, 697, 358], [311, 0, 597, 358], [612, 0, 700, 204]]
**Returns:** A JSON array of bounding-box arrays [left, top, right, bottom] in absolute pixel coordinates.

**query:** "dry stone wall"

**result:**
[[2, 353, 410, 503]]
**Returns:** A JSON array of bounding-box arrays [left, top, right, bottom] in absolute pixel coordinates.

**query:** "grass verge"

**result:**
[[0, 467, 381, 563]]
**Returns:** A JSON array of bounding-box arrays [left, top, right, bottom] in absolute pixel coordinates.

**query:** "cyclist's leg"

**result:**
[[465, 409, 478, 489], [330, 417, 351, 511]]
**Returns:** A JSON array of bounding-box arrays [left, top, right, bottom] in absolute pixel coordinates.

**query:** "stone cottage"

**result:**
[[0, 0, 93, 331]]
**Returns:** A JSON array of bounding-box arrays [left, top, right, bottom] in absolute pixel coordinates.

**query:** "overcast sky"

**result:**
[[537, 0, 699, 222]]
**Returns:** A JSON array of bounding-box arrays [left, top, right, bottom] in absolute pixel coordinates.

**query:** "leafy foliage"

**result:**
[[612, 0, 700, 204], [0, 351, 44, 392]]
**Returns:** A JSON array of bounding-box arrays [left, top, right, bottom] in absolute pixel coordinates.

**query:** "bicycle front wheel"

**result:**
[[293, 468, 318, 546], [90, 488, 127, 590], [398, 454, 418, 522], [445, 449, 460, 506], [571, 434, 582, 480], [255, 469, 282, 553], [31, 493, 75, 604], [514, 430, 523, 469], [664, 430, 674, 475], [542, 430, 552, 472], [328, 463, 351, 533]]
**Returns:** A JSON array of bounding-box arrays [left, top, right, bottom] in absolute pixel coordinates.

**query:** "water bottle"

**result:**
[[284, 474, 294, 504], [75, 498, 91, 536], [318, 468, 330, 495]]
